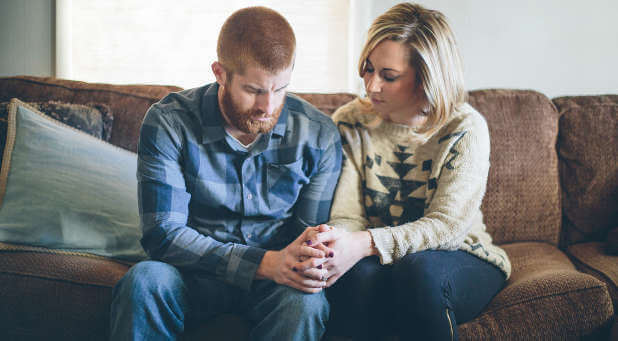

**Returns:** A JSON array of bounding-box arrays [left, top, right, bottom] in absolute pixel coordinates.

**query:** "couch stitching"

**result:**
[[2, 78, 174, 101], [480, 284, 610, 317]]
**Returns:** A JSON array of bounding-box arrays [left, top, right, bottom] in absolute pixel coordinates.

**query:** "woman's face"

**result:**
[[363, 39, 427, 126]]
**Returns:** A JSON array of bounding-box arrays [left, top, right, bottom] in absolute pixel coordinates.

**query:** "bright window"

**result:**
[[57, 0, 356, 93]]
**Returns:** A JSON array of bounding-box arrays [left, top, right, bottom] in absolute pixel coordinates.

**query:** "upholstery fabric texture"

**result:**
[[0, 76, 182, 152], [458, 242, 614, 340], [0, 250, 129, 340], [0, 99, 146, 261], [0, 100, 112, 165], [607, 227, 618, 255], [0, 77, 615, 341], [294, 92, 357, 115], [553, 97, 618, 246], [468, 90, 562, 245], [567, 242, 618, 305]]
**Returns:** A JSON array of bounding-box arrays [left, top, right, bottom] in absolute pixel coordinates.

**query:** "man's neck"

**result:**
[[224, 125, 259, 146]]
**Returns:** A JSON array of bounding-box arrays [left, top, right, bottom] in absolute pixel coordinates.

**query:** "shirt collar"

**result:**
[[199, 82, 289, 144]]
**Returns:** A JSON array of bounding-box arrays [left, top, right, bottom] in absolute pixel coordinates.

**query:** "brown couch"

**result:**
[[0, 75, 616, 340]]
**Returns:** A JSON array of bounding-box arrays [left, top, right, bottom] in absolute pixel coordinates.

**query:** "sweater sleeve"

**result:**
[[327, 107, 369, 233], [369, 113, 491, 264]]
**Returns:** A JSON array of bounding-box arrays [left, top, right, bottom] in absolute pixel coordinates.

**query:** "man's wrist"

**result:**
[[256, 250, 276, 280]]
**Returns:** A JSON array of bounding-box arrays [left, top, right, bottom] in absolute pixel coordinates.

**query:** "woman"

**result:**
[[305, 3, 511, 340]]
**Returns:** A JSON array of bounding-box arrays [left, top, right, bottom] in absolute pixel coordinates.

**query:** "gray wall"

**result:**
[[360, 0, 618, 97], [0, 0, 55, 77]]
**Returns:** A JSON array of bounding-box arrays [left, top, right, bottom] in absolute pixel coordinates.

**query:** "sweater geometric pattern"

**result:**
[[328, 98, 511, 279]]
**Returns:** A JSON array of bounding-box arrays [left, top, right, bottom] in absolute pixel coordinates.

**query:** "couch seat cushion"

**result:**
[[0, 249, 129, 340], [567, 242, 618, 306], [458, 242, 614, 340]]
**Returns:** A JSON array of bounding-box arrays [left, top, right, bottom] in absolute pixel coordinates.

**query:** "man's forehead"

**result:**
[[234, 64, 293, 89]]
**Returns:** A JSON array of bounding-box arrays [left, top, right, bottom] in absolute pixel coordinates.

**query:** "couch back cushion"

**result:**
[[553, 95, 618, 246], [0, 76, 182, 152], [468, 89, 561, 245]]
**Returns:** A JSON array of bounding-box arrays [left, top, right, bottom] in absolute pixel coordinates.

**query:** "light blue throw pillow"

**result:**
[[0, 99, 146, 261]]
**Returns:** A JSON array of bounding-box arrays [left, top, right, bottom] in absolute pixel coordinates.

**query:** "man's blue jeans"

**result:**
[[109, 260, 329, 341]]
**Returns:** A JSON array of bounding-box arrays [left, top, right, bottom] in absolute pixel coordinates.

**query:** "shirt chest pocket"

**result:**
[[265, 159, 310, 208]]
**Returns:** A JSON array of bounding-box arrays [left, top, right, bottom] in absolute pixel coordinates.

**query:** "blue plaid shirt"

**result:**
[[137, 83, 342, 291]]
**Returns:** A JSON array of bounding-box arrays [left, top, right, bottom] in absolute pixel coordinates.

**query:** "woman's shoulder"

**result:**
[[331, 97, 378, 127], [441, 103, 489, 137]]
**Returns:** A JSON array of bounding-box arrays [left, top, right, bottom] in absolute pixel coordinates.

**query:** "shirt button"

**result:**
[[246, 234, 252, 239], [247, 193, 253, 200]]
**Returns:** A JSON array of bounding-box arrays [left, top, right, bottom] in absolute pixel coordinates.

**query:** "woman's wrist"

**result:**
[[356, 231, 378, 257]]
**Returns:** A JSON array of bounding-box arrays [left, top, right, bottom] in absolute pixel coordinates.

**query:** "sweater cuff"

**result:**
[[368, 228, 395, 265]]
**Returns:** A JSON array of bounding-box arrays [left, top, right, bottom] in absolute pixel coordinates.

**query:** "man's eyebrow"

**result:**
[[243, 83, 289, 92], [275, 83, 289, 92]]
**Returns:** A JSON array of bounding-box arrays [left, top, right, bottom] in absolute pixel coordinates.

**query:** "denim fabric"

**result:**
[[327, 250, 505, 341], [137, 83, 342, 291], [110, 261, 329, 341]]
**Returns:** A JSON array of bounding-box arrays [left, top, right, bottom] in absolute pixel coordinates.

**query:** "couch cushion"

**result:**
[[567, 242, 618, 307], [552, 96, 618, 246], [0, 99, 146, 261], [293, 93, 357, 115], [0, 100, 113, 167], [0, 76, 182, 152], [468, 90, 561, 245], [0, 249, 129, 340], [458, 242, 614, 339], [0, 100, 112, 141]]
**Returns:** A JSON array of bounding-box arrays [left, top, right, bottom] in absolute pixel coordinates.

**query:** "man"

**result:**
[[109, 7, 342, 341]]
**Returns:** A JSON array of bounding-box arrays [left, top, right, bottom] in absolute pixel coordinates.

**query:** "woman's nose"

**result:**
[[366, 74, 381, 93]]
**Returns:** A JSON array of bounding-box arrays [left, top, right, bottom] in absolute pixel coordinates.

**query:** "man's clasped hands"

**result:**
[[257, 225, 376, 293]]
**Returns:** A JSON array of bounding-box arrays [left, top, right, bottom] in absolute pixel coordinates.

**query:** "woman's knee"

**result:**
[[392, 252, 452, 311]]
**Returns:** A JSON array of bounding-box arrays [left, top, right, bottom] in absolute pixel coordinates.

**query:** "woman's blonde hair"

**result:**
[[359, 2, 466, 137]]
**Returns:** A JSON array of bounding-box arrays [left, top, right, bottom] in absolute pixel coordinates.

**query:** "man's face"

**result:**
[[219, 64, 293, 135]]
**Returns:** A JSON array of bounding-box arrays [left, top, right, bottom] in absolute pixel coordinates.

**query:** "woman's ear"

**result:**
[[211, 61, 227, 86]]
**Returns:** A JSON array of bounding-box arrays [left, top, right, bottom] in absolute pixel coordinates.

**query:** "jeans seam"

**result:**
[[446, 308, 454, 341]]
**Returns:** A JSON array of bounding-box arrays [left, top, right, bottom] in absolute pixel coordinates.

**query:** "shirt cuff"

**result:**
[[224, 244, 267, 291], [368, 228, 395, 265]]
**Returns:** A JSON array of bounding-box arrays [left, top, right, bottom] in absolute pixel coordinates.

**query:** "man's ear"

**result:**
[[211, 61, 227, 86]]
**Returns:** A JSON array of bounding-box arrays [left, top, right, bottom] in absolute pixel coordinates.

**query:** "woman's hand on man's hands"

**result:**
[[300, 226, 376, 287]]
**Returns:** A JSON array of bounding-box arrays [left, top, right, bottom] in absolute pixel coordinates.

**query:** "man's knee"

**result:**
[[273, 285, 329, 321], [114, 260, 186, 301]]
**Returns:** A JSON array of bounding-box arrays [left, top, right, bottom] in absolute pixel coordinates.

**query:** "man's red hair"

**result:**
[[217, 6, 296, 75]]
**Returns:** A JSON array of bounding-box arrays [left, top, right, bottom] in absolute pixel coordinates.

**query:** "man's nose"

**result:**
[[256, 92, 276, 114]]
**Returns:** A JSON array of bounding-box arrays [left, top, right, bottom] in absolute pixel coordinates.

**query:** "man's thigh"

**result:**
[[183, 272, 246, 325], [246, 280, 329, 323]]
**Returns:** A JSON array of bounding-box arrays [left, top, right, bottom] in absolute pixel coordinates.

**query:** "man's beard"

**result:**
[[220, 86, 284, 135]]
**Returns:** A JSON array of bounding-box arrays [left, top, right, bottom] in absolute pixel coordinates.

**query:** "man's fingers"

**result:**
[[298, 245, 325, 258], [296, 255, 329, 272]]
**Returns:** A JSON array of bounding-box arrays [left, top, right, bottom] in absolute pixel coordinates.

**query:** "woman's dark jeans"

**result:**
[[327, 250, 505, 341]]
